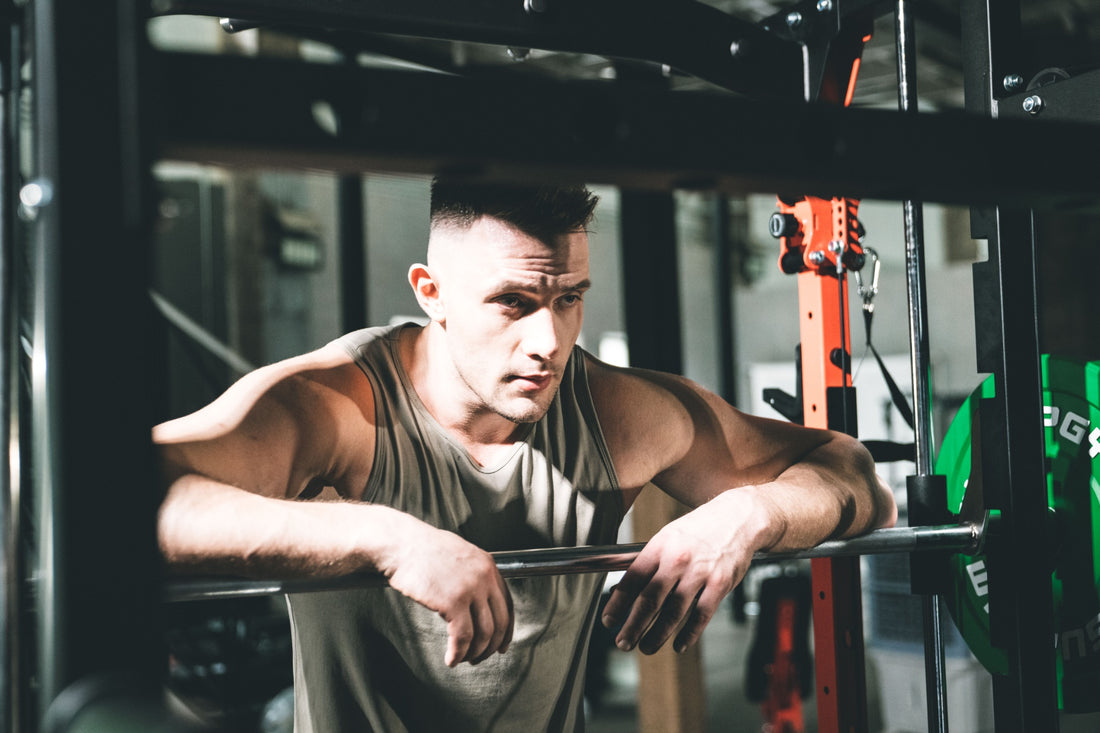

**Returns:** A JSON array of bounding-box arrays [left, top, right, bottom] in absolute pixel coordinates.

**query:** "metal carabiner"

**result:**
[[853, 246, 880, 314]]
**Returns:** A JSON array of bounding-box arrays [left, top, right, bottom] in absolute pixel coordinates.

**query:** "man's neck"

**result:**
[[399, 324, 526, 465]]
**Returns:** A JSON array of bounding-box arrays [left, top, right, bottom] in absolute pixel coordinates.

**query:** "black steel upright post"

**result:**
[[974, 210, 1058, 733], [338, 175, 368, 332], [615, 63, 683, 378], [27, 0, 164, 728], [336, 50, 368, 335], [961, 0, 1060, 729], [619, 190, 682, 375], [712, 195, 736, 405]]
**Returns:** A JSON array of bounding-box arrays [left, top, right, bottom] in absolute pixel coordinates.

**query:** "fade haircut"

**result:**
[[429, 177, 599, 244]]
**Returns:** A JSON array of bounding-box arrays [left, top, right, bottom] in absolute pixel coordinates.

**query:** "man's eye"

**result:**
[[497, 296, 523, 309]]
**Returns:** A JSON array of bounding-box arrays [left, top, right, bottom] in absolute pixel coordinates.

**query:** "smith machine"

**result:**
[[3, 0, 1099, 731]]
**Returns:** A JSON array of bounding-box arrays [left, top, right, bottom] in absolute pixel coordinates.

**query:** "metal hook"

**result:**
[[854, 246, 880, 312]]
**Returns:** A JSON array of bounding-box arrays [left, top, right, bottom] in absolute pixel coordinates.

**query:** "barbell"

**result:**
[[164, 521, 984, 603]]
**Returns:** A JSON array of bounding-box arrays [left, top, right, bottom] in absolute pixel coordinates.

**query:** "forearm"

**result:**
[[161, 473, 516, 666], [158, 473, 412, 579], [728, 432, 897, 554], [603, 459, 895, 656]]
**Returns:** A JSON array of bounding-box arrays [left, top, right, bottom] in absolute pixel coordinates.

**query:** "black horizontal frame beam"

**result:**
[[153, 0, 804, 99], [153, 52, 1100, 210]]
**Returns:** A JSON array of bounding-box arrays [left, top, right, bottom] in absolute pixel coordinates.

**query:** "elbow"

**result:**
[[874, 474, 899, 529], [157, 475, 224, 573], [835, 433, 898, 531], [851, 439, 897, 530], [157, 480, 196, 571]]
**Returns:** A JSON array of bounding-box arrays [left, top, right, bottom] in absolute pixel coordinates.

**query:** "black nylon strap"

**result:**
[[863, 308, 915, 430]]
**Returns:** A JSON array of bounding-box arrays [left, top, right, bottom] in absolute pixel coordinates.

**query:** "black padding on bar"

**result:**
[[908, 474, 953, 595], [907, 474, 950, 527]]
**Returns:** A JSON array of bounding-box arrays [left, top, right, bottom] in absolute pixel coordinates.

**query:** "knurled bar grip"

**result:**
[[164, 522, 984, 603]]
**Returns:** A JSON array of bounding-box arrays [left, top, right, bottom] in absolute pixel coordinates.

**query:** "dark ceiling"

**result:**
[[709, 0, 1099, 108], [314, 0, 1098, 112], [193, 0, 1100, 131]]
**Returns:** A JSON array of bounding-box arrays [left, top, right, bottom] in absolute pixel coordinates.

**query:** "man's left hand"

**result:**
[[600, 489, 768, 655]]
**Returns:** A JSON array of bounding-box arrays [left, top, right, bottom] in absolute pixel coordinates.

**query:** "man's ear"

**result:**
[[408, 263, 445, 323]]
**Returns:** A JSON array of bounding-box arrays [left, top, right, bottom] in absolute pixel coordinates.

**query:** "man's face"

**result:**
[[427, 216, 590, 425]]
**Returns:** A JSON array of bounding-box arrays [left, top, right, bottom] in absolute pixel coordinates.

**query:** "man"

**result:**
[[156, 179, 896, 731]]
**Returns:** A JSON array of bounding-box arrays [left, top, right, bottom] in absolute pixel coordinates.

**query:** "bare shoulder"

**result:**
[[583, 354, 695, 491], [156, 341, 368, 437], [154, 340, 377, 499], [584, 353, 844, 508]]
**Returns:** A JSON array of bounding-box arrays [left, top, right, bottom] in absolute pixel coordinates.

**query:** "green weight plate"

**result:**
[[936, 355, 1100, 712], [937, 374, 1004, 673]]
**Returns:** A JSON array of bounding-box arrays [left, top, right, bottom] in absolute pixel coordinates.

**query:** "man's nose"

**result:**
[[521, 307, 560, 362]]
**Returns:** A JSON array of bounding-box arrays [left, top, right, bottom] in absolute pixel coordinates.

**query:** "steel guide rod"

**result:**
[[0, 15, 17, 731], [893, 2, 950, 732], [165, 521, 984, 603]]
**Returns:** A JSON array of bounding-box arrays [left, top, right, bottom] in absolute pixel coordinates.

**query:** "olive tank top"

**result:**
[[286, 324, 624, 732]]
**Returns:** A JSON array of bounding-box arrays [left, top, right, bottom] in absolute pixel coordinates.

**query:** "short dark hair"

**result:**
[[429, 177, 599, 242]]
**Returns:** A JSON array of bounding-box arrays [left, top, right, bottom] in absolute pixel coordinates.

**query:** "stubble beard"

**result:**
[[491, 384, 560, 425], [456, 366, 560, 426]]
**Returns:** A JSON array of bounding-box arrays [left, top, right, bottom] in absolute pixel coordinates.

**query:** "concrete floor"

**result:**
[[583, 592, 1100, 733], [584, 593, 818, 733]]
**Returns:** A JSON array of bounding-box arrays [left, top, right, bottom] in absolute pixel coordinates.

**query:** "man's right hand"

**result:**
[[378, 514, 514, 667], [153, 344, 514, 667]]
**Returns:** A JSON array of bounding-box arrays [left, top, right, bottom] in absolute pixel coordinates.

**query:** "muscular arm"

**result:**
[[155, 342, 512, 666], [588, 356, 896, 654], [155, 343, 378, 574]]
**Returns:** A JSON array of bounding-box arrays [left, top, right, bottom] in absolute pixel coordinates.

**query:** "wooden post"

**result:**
[[632, 488, 706, 733]]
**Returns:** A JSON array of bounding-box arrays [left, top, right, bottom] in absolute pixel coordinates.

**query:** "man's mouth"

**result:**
[[508, 373, 553, 391]]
